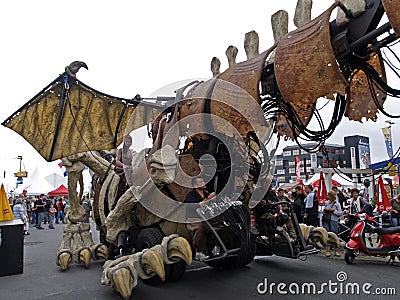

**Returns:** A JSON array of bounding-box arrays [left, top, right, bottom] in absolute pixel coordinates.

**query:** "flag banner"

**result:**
[[382, 127, 393, 158], [376, 177, 392, 213], [58, 161, 68, 177], [0, 184, 14, 221], [295, 156, 302, 183], [317, 171, 327, 206]]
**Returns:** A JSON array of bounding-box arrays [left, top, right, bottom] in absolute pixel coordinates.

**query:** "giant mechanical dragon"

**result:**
[[3, 0, 400, 298]]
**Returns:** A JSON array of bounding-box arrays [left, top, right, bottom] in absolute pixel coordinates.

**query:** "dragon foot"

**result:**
[[101, 234, 192, 299], [57, 222, 108, 270], [101, 249, 165, 299]]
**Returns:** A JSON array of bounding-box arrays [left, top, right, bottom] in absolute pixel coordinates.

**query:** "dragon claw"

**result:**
[[110, 268, 135, 300], [79, 248, 92, 267], [57, 252, 72, 271], [137, 249, 165, 280], [167, 236, 192, 265], [94, 244, 109, 260]]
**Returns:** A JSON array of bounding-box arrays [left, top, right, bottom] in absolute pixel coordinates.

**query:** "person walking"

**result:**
[[12, 198, 30, 235], [35, 194, 46, 229], [294, 185, 306, 222], [322, 191, 343, 257], [30, 197, 37, 225], [56, 197, 65, 223], [48, 203, 56, 229], [303, 185, 318, 226], [81, 195, 92, 223]]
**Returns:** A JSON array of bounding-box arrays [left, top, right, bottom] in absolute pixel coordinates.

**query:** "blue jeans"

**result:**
[[36, 212, 44, 228], [323, 220, 339, 249], [390, 215, 400, 227], [31, 211, 36, 224], [57, 211, 65, 223], [323, 220, 339, 234], [49, 214, 55, 228]]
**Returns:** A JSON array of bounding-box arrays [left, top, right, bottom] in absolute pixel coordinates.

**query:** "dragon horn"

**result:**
[[294, 0, 313, 28], [244, 30, 259, 60], [226, 45, 238, 67], [211, 57, 221, 77]]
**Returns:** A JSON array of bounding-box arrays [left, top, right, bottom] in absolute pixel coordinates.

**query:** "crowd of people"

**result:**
[[251, 181, 400, 257], [8, 190, 92, 234], [177, 173, 400, 261]]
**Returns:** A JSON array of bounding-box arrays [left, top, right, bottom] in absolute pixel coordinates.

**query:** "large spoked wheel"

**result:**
[[344, 249, 356, 264], [206, 205, 255, 269], [136, 228, 187, 285]]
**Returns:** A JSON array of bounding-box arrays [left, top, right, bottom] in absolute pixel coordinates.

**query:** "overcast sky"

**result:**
[[1, 0, 399, 191]]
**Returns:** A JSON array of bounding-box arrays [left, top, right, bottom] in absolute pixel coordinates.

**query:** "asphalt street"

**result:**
[[0, 221, 398, 300]]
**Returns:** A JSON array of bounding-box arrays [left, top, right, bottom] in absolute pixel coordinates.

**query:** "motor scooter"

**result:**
[[345, 213, 400, 264]]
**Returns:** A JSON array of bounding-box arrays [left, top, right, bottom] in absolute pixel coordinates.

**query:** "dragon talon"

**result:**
[[94, 244, 109, 260], [136, 249, 165, 280], [57, 252, 72, 271], [167, 236, 192, 265], [111, 268, 135, 300], [79, 248, 92, 267]]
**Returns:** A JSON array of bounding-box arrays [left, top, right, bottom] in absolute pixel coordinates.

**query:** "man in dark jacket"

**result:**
[[295, 185, 306, 222], [35, 194, 46, 229]]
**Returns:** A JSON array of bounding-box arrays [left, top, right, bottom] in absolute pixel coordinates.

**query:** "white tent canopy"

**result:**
[[45, 173, 67, 188], [332, 173, 354, 187], [15, 167, 55, 195], [304, 173, 319, 186]]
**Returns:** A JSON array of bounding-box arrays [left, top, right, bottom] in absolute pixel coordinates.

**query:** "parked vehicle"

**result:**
[[345, 213, 400, 264]]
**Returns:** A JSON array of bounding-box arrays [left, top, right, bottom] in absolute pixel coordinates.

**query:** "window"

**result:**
[[289, 161, 295, 166], [275, 160, 283, 166], [306, 159, 311, 164], [289, 168, 295, 174], [292, 149, 299, 155], [283, 150, 291, 157], [278, 176, 286, 182], [301, 149, 308, 155], [277, 169, 285, 175]]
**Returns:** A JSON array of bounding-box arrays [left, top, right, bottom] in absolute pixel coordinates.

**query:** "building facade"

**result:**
[[273, 135, 370, 184]]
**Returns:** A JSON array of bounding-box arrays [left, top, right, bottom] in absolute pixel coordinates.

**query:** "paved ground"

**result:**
[[0, 221, 398, 300], [0, 220, 113, 300]]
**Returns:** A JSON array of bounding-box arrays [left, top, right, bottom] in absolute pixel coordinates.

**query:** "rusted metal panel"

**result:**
[[178, 79, 215, 139], [210, 49, 273, 137], [210, 78, 269, 137], [346, 51, 387, 122], [382, 0, 400, 36], [167, 154, 201, 202], [274, 2, 348, 138], [218, 49, 273, 102]]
